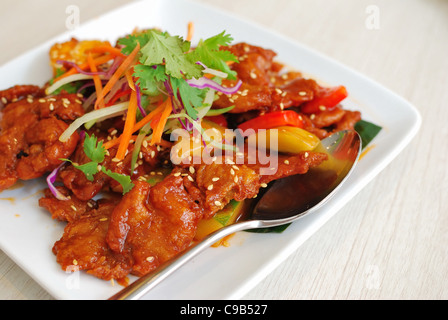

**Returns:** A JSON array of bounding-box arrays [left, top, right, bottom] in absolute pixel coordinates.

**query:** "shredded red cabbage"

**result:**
[[46, 162, 69, 201], [187, 77, 242, 95]]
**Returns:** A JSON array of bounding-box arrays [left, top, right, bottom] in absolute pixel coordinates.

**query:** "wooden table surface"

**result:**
[[0, 0, 446, 300]]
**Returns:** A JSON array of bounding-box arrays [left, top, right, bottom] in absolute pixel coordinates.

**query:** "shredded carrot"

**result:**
[[53, 54, 114, 83], [86, 45, 127, 58], [102, 101, 166, 150], [150, 98, 172, 145], [125, 69, 136, 91], [186, 22, 194, 41], [95, 43, 141, 109], [87, 53, 105, 109], [116, 90, 138, 160]]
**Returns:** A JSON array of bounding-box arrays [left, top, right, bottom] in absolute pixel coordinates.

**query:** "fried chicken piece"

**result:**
[[106, 179, 204, 277], [0, 85, 44, 108], [212, 42, 318, 114], [0, 93, 83, 192], [302, 106, 362, 139], [52, 199, 133, 281], [39, 186, 97, 222]]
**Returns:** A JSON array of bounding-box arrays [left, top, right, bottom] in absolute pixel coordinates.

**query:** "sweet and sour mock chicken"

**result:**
[[0, 26, 363, 285]]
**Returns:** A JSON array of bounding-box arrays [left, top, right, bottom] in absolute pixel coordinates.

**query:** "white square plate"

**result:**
[[0, 0, 420, 300]]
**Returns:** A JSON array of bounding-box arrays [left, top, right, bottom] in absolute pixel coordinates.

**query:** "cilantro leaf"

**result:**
[[140, 31, 202, 79], [134, 64, 168, 95], [83, 133, 106, 163], [101, 167, 135, 194], [61, 159, 99, 182], [118, 32, 151, 55], [187, 31, 238, 80], [170, 77, 205, 120]]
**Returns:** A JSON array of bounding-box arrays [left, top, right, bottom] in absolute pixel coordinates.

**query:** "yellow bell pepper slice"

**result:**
[[195, 200, 245, 246], [249, 126, 320, 154]]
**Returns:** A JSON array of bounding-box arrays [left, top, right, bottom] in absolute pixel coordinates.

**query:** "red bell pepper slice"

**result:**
[[301, 85, 348, 114], [237, 110, 304, 133]]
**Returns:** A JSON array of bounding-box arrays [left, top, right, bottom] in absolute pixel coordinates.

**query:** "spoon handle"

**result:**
[[109, 220, 260, 300]]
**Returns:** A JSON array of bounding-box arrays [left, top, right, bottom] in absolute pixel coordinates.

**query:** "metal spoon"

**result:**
[[109, 130, 362, 300]]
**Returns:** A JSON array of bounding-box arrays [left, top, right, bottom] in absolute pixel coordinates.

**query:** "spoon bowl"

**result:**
[[109, 130, 362, 300]]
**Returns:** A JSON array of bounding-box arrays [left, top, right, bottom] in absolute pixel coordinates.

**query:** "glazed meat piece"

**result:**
[[0, 93, 84, 192], [52, 199, 133, 281], [185, 162, 260, 219], [39, 186, 97, 222], [302, 106, 362, 139], [106, 179, 204, 277], [0, 85, 44, 107], [212, 42, 318, 114]]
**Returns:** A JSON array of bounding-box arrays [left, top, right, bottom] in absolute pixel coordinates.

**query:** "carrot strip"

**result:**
[[116, 90, 138, 160], [125, 69, 136, 91], [87, 53, 105, 109], [95, 43, 141, 109], [150, 98, 172, 145], [103, 101, 166, 150], [86, 46, 127, 58], [186, 21, 194, 41], [53, 55, 114, 83]]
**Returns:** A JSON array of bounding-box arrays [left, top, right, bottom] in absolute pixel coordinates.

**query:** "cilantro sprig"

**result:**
[[118, 29, 238, 121], [62, 133, 134, 194]]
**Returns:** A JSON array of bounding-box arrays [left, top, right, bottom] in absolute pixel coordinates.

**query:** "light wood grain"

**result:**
[[0, 0, 446, 300]]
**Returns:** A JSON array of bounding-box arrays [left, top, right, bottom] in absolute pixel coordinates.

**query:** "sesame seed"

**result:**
[[1, 97, 7, 104], [280, 102, 285, 110], [212, 177, 220, 182], [150, 150, 156, 158], [232, 165, 239, 171], [189, 166, 195, 174], [234, 176, 238, 183], [310, 114, 316, 120], [284, 160, 290, 165], [97, 164, 102, 171], [110, 129, 117, 136], [299, 91, 307, 96], [38, 98, 46, 103], [142, 140, 148, 148], [72, 259, 78, 266], [75, 99, 82, 104], [49, 103, 55, 111], [146, 256, 155, 262], [99, 217, 108, 222], [275, 88, 283, 94], [304, 152, 309, 158], [157, 172, 163, 176], [27, 97, 33, 103], [207, 184, 213, 190], [261, 183, 268, 188], [70, 205, 77, 211], [319, 105, 326, 111], [174, 172, 181, 177], [214, 200, 222, 206], [112, 157, 120, 162], [250, 72, 257, 79], [187, 175, 194, 182], [230, 168, 235, 175]]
